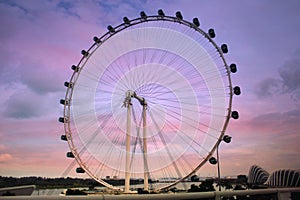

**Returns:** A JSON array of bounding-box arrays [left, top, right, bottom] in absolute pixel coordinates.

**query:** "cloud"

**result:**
[[0, 145, 6, 151], [224, 109, 300, 174], [255, 78, 282, 98], [18, 58, 66, 95], [0, 3, 67, 94], [0, 0, 150, 95], [255, 49, 300, 100], [0, 153, 13, 162], [3, 90, 44, 119], [279, 52, 300, 100], [279, 57, 300, 92], [239, 109, 300, 133], [2, 88, 62, 119], [0, 117, 71, 176], [0, 144, 71, 177], [0, 0, 299, 178]]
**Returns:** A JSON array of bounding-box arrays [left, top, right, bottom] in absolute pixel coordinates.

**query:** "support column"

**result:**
[[124, 91, 148, 193], [124, 92, 132, 193], [142, 104, 148, 191]]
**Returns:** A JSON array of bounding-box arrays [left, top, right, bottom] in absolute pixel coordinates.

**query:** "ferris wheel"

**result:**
[[59, 10, 240, 192]]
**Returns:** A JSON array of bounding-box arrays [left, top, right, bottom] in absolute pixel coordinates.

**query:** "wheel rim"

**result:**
[[61, 13, 235, 191]]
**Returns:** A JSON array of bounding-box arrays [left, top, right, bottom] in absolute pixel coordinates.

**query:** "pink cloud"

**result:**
[[0, 0, 300, 181], [222, 108, 300, 175], [0, 153, 13, 163]]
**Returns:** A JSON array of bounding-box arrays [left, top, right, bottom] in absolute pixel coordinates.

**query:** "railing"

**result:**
[[105, 187, 300, 200], [104, 187, 300, 200], [2, 187, 300, 199]]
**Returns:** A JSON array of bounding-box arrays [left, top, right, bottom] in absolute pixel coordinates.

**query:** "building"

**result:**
[[248, 165, 269, 185], [266, 169, 300, 187], [248, 165, 300, 187]]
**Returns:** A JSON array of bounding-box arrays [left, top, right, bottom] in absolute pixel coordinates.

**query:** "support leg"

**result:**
[[125, 94, 132, 193], [143, 105, 148, 191]]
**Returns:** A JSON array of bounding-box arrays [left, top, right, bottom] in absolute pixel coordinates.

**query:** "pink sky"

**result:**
[[0, 0, 300, 179]]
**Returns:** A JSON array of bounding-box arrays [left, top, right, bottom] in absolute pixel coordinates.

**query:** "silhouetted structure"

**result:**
[[248, 165, 269, 185], [247, 165, 300, 187], [266, 169, 300, 187]]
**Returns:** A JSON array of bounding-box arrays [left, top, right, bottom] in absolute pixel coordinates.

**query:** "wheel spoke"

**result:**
[[60, 10, 238, 192]]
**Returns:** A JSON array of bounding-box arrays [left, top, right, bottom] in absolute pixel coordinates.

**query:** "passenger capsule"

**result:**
[[64, 81, 72, 88], [233, 86, 241, 95], [58, 117, 65, 123], [61, 99, 69, 105], [71, 65, 79, 72], [221, 44, 228, 54], [140, 11, 147, 19], [61, 135, 67, 141], [209, 157, 217, 165], [175, 11, 183, 20], [208, 28, 215, 38], [76, 167, 85, 173], [231, 111, 239, 119], [223, 135, 232, 143], [193, 18, 200, 27], [66, 152, 75, 158], [81, 50, 88, 57], [60, 99, 66, 105], [230, 64, 237, 73], [123, 17, 130, 24], [93, 36, 101, 43], [107, 25, 115, 33], [158, 9, 165, 17]]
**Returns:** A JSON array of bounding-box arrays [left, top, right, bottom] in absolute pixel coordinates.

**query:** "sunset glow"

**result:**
[[0, 0, 300, 180]]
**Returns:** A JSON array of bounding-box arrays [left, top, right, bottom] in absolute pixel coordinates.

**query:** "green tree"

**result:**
[[198, 179, 215, 192]]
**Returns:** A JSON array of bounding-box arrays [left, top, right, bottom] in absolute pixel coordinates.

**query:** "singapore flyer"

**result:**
[[59, 10, 240, 193]]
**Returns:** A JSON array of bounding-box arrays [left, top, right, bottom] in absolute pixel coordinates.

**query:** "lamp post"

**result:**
[[216, 144, 221, 192], [209, 135, 232, 191]]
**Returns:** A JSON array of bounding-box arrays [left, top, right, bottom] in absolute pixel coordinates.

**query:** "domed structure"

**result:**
[[266, 169, 300, 187], [248, 165, 300, 187], [248, 165, 269, 185]]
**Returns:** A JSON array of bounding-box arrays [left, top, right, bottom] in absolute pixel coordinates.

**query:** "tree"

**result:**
[[198, 179, 215, 192], [237, 175, 247, 184], [233, 184, 246, 191], [224, 181, 233, 190], [191, 175, 200, 182]]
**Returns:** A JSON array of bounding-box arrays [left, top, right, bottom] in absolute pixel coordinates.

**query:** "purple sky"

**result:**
[[0, 0, 300, 178]]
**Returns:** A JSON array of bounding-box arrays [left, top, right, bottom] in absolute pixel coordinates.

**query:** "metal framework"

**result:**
[[123, 91, 148, 192], [59, 10, 239, 192]]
